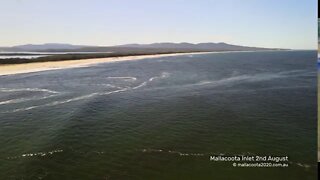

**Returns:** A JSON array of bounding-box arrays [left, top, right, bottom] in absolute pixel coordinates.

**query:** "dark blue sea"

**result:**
[[0, 51, 317, 179]]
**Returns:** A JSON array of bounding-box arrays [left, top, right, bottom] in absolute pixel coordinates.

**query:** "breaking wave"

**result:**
[[6, 149, 63, 159], [1, 72, 170, 113]]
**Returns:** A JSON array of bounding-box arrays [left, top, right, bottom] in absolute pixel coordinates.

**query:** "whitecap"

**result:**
[[106, 76, 137, 81], [2, 72, 170, 113], [0, 94, 58, 105], [0, 88, 58, 94], [7, 149, 63, 159]]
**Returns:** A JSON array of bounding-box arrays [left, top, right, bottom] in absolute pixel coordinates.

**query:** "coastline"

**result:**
[[0, 50, 283, 76]]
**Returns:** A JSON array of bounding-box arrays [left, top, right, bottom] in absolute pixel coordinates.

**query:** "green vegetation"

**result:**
[[0, 51, 207, 65]]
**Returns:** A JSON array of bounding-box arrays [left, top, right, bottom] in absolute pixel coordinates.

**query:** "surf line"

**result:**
[[1, 72, 170, 113]]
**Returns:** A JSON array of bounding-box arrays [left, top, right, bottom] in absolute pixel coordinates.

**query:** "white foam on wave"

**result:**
[[194, 75, 253, 87], [8, 91, 106, 113], [198, 69, 314, 87], [131, 82, 147, 90], [186, 70, 308, 88], [0, 98, 33, 105], [7, 149, 63, 159], [0, 94, 58, 105], [277, 69, 308, 75], [143, 69, 313, 93], [208, 85, 313, 94], [133, 72, 170, 89], [295, 163, 311, 168], [95, 84, 123, 89], [0, 88, 59, 94], [0, 88, 60, 105], [2, 72, 170, 113], [106, 76, 137, 81], [149, 72, 170, 82], [6, 89, 128, 113]]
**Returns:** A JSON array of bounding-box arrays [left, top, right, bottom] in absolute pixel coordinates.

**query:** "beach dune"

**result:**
[[0, 52, 213, 76]]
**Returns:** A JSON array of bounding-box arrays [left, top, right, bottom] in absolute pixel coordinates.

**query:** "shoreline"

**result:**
[[0, 50, 286, 76]]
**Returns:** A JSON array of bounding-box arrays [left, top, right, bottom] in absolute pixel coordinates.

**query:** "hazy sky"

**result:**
[[0, 0, 317, 49]]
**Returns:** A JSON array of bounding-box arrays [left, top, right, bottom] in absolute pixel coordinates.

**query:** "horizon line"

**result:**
[[0, 41, 300, 50]]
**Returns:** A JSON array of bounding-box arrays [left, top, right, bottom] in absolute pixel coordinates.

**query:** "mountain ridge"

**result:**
[[0, 42, 285, 52]]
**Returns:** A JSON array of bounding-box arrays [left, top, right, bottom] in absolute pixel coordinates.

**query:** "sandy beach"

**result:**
[[0, 52, 218, 76], [0, 50, 283, 76]]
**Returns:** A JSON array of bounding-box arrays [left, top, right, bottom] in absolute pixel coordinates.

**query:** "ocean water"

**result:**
[[0, 51, 317, 179]]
